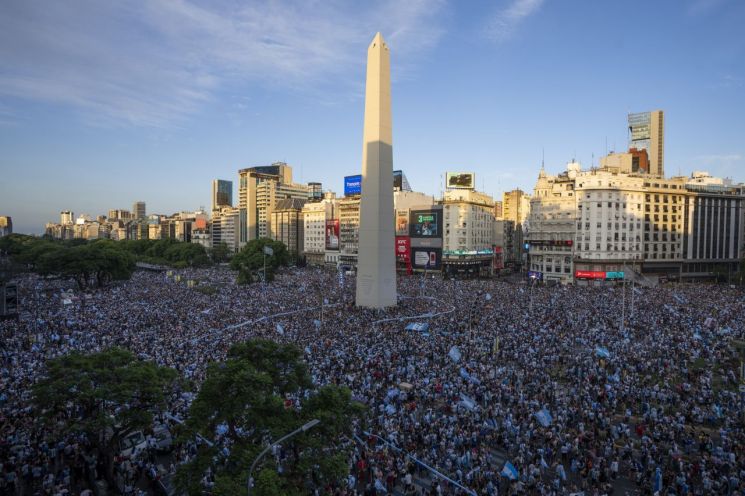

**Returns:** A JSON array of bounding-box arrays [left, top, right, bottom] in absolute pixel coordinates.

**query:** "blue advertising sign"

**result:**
[[344, 175, 362, 196], [527, 270, 543, 280], [606, 271, 625, 280]]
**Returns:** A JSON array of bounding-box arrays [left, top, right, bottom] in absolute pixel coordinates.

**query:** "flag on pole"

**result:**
[[263, 245, 274, 256]]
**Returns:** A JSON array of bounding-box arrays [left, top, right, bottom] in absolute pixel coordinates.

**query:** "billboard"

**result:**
[[575, 270, 606, 280], [395, 236, 410, 263], [527, 270, 543, 280], [411, 247, 442, 270], [395, 210, 409, 235], [409, 210, 442, 238], [325, 219, 339, 250], [446, 172, 475, 190], [344, 175, 362, 196]]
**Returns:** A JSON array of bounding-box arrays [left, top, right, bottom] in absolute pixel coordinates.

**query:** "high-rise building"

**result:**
[[60, 211, 74, 225], [628, 110, 664, 178], [270, 198, 306, 259], [302, 197, 338, 266], [212, 179, 233, 211], [211, 207, 240, 253], [133, 201, 146, 219], [502, 189, 531, 225], [440, 189, 495, 276], [237, 162, 307, 247], [307, 182, 323, 202], [0, 216, 12, 237]]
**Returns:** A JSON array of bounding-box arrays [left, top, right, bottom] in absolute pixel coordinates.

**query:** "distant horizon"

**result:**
[[2, 0, 744, 234]]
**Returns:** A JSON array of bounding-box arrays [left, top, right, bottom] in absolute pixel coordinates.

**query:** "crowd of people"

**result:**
[[1, 264, 744, 495]]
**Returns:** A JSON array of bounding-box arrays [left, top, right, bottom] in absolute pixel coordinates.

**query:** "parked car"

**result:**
[[118, 430, 146, 458]]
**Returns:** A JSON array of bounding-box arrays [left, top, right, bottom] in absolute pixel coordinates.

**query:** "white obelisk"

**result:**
[[356, 32, 396, 308]]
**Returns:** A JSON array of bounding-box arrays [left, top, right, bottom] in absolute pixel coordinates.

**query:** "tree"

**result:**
[[33, 348, 177, 487], [35, 241, 135, 290], [176, 340, 363, 495], [210, 242, 231, 263], [230, 238, 289, 284]]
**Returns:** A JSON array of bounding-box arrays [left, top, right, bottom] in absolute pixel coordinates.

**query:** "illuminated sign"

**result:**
[[446, 172, 475, 190], [344, 175, 362, 196], [527, 240, 574, 247], [605, 271, 625, 280], [409, 210, 441, 238], [575, 270, 606, 280], [527, 270, 543, 280]]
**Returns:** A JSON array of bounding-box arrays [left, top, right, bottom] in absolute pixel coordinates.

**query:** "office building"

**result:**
[[212, 179, 233, 211], [302, 196, 338, 266], [628, 110, 664, 177], [270, 198, 306, 259], [440, 189, 495, 276], [339, 195, 361, 269], [133, 201, 146, 219], [211, 207, 240, 253], [308, 182, 323, 202], [60, 211, 74, 225], [237, 162, 307, 248], [528, 159, 744, 283]]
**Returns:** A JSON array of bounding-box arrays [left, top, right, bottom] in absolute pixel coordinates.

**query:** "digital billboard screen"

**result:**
[[411, 247, 442, 270], [446, 172, 475, 190], [344, 175, 362, 196], [409, 210, 442, 238], [325, 219, 339, 250]]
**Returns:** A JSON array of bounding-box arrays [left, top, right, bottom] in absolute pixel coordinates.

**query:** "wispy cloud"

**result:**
[[0, 0, 446, 127], [484, 0, 544, 43], [687, 0, 728, 16]]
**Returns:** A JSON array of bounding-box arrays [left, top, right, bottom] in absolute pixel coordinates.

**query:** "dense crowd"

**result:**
[[1, 265, 744, 495]]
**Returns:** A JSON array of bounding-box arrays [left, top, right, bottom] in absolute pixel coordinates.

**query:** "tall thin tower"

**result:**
[[356, 32, 396, 308]]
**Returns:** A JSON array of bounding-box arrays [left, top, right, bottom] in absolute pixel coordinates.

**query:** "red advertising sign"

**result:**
[[395, 236, 410, 263], [493, 245, 504, 270], [325, 219, 340, 250], [575, 270, 606, 280]]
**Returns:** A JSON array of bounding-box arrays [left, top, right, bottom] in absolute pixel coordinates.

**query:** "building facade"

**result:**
[[133, 202, 146, 219], [212, 179, 233, 211], [628, 110, 664, 178], [270, 198, 306, 259], [0, 216, 12, 237]]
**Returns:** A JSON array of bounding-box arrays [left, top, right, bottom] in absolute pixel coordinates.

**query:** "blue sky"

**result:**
[[1, 0, 744, 234]]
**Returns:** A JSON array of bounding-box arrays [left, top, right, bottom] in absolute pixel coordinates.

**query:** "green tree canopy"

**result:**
[[230, 238, 289, 284], [210, 241, 231, 263], [33, 348, 177, 485], [176, 339, 363, 496]]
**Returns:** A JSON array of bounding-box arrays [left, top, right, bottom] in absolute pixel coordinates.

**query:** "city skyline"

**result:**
[[2, 0, 745, 234]]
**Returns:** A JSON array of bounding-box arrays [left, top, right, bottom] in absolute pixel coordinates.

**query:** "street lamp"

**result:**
[[246, 419, 321, 495]]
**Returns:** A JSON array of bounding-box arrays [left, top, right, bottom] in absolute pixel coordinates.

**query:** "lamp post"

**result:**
[[246, 419, 320, 495]]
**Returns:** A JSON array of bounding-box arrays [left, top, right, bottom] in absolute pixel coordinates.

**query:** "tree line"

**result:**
[[0, 234, 296, 289]]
